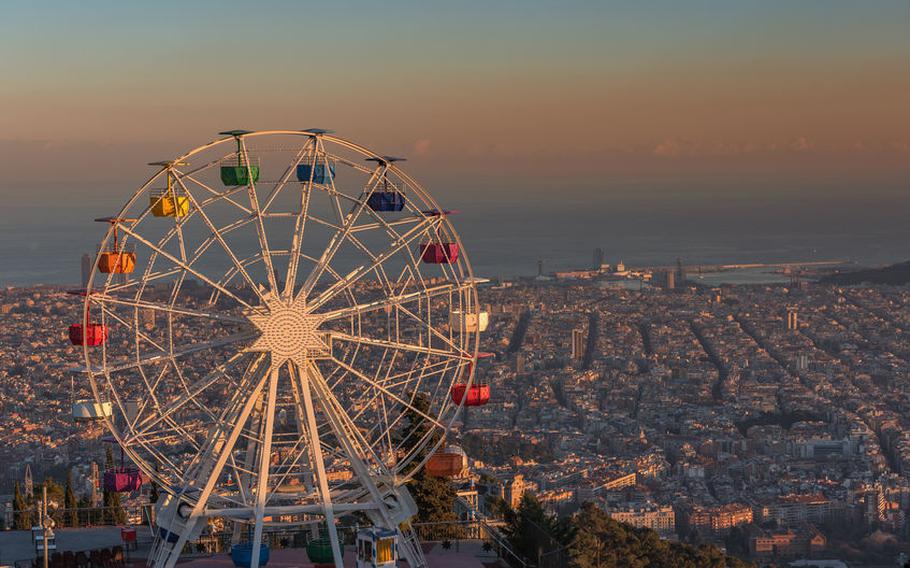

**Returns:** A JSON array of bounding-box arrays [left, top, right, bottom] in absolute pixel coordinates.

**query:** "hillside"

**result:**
[[821, 261, 910, 285]]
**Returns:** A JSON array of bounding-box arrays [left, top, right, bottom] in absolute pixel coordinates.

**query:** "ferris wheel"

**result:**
[[70, 130, 487, 568]]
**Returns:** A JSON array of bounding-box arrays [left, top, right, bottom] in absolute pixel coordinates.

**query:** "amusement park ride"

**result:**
[[67, 130, 491, 568]]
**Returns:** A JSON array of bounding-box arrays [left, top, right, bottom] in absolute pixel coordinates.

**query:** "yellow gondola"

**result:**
[[149, 161, 190, 217]]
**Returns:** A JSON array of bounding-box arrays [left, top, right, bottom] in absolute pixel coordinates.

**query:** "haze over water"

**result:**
[[3, 181, 907, 286]]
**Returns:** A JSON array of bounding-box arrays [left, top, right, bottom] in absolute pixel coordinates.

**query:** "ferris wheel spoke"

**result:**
[[394, 302, 465, 353], [102, 218, 258, 296], [178, 172, 253, 215], [330, 332, 470, 361], [306, 361, 395, 479], [91, 294, 247, 325], [247, 364, 280, 568], [179, 356, 270, 483], [327, 357, 446, 432], [319, 282, 466, 322], [261, 140, 314, 214], [125, 352, 262, 443], [173, 176, 270, 304], [117, 224, 264, 314], [349, 215, 427, 234], [298, 163, 385, 301], [175, 362, 273, 532], [94, 301, 169, 356], [283, 149, 316, 299], [370, 358, 463, 392], [303, 215, 442, 311], [92, 330, 256, 376], [237, 138, 280, 296]]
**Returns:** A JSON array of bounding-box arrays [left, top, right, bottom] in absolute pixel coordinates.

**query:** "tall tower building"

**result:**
[[80, 253, 91, 288], [24, 463, 33, 497], [786, 306, 799, 331], [571, 328, 586, 360], [537, 259, 544, 277], [675, 257, 686, 286], [593, 248, 604, 270]]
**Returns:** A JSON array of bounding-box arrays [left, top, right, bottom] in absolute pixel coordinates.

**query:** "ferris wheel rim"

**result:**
[[80, 129, 482, 501]]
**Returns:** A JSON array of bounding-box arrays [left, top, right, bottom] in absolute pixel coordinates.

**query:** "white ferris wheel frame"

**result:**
[[76, 130, 483, 568]]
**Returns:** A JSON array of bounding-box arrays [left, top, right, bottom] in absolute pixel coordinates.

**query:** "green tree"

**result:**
[[14, 481, 31, 530], [566, 503, 753, 568], [64, 469, 79, 527], [102, 447, 127, 524], [503, 493, 569, 564], [400, 394, 460, 538]]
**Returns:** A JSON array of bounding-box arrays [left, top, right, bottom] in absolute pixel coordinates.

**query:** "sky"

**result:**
[[1, 0, 908, 194], [1, 1, 909, 285]]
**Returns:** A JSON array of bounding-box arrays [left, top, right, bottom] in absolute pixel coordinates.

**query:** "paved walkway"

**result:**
[[180, 542, 495, 567], [0, 528, 500, 568], [0, 526, 137, 565]]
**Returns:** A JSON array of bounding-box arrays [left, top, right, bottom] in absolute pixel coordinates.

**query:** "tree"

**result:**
[[400, 394, 460, 538], [503, 493, 569, 564], [399, 393, 437, 461], [64, 469, 79, 528], [14, 481, 31, 530], [102, 446, 126, 525], [566, 503, 753, 568]]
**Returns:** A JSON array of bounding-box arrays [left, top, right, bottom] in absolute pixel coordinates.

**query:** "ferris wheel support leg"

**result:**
[[293, 363, 345, 568], [152, 367, 272, 568], [250, 366, 280, 568], [234, 387, 267, 546], [305, 363, 427, 568]]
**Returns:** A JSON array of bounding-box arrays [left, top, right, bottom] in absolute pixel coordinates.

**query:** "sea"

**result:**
[[2, 182, 908, 287]]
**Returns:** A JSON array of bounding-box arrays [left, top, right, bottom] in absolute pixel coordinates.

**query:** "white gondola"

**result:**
[[356, 527, 398, 568], [71, 399, 113, 421], [450, 310, 489, 332]]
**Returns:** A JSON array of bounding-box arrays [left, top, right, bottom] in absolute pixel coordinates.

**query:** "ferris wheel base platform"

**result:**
[[175, 542, 490, 568]]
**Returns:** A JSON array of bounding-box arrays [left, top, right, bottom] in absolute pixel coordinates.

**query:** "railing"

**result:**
[[454, 495, 532, 568]]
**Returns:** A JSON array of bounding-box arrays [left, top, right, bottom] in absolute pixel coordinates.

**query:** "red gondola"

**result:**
[[68, 323, 107, 346], [103, 467, 143, 493], [420, 243, 459, 264], [67, 290, 107, 346], [449, 352, 494, 406], [450, 384, 490, 406], [103, 437, 144, 493]]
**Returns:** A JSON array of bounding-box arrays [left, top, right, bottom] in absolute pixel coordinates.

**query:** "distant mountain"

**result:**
[[821, 261, 910, 285]]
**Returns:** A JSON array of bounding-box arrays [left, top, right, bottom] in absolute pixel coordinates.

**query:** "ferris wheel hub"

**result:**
[[246, 293, 330, 367]]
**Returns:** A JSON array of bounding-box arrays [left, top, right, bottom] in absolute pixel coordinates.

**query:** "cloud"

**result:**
[[788, 136, 814, 152], [413, 138, 432, 156], [653, 138, 688, 157]]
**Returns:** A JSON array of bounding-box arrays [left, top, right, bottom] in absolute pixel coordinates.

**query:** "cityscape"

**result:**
[[2, 2, 910, 568], [2, 256, 910, 567]]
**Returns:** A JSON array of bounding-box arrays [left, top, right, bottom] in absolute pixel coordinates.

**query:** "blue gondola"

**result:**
[[367, 191, 405, 212], [297, 160, 335, 184], [231, 543, 270, 567]]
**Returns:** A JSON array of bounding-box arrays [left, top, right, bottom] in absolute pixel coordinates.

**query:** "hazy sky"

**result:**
[[1, 0, 909, 191]]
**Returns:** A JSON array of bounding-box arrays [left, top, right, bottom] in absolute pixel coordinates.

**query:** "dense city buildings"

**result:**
[[1, 272, 909, 563], [454, 272, 910, 560]]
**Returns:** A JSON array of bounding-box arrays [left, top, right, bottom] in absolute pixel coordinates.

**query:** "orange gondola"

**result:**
[[425, 446, 468, 478], [95, 217, 137, 274]]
